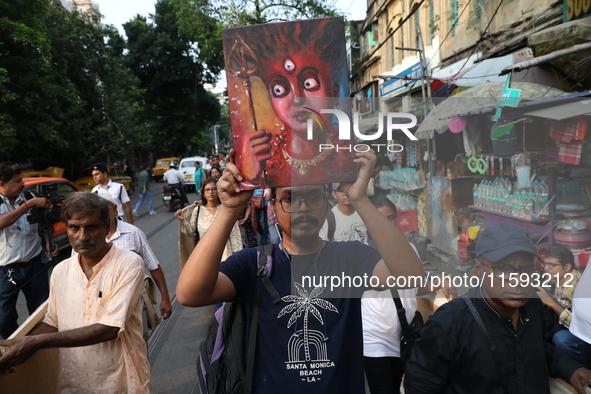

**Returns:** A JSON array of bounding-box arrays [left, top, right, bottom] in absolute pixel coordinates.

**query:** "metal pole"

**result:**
[[214, 125, 219, 155], [416, 23, 434, 179]]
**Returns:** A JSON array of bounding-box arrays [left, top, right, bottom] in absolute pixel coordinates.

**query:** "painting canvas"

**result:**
[[222, 17, 357, 188]]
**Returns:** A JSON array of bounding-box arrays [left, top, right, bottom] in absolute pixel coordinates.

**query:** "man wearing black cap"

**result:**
[[91, 163, 133, 225], [405, 223, 591, 394]]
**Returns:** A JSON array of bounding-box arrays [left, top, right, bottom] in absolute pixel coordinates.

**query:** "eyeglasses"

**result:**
[[204, 188, 217, 193], [274, 192, 327, 213], [476, 259, 542, 279]]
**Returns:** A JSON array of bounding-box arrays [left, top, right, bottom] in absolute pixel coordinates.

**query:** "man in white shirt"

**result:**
[[163, 162, 188, 207], [319, 183, 368, 243], [0, 192, 151, 392], [87, 190, 172, 320], [91, 163, 133, 224]]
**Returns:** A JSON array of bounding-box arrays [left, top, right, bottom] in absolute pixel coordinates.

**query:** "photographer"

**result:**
[[0, 162, 54, 339]]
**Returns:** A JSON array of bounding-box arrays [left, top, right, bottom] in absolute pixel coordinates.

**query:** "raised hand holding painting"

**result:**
[[223, 18, 357, 188]]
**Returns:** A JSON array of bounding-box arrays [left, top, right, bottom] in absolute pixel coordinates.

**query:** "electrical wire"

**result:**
[[347, 0, 425, 62], [401, 0, 474, 94], [447, 0, 506, 82]]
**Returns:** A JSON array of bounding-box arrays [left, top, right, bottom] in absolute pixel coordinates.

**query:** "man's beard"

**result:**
[[290, 215, 320, 247], [291, 232, 320, 247]]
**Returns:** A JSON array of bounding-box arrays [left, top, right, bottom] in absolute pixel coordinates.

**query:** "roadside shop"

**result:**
[[414, 81, 591, 267]]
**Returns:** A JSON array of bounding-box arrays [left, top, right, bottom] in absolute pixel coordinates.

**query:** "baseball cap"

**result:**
[[91, 163, 107, 173], [475, 223, 538, 263], [94, 189, 115, 205]]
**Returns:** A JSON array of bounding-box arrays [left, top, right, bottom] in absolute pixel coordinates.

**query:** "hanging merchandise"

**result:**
[[559, 141, 584, 165], [467, 155, 487, 174], [550, 116, 588, 143], [448, 117, 467, 134], [514, 153, 531, 189]]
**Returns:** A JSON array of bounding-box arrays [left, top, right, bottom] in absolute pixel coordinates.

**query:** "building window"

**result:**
[[474, 0, 484, 23], [414, 9, 420, 48], [450, 0, 458, 37], [368, 22, 379, 46], [429, 0, 435, 41], [372, 22, 380, 43], [391, 36, 395, 68], [400, 22, 405, 59]]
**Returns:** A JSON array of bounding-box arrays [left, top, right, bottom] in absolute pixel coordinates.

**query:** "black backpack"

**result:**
[[197, 245, 281, 394]]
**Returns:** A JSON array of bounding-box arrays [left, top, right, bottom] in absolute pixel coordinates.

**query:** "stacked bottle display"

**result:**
[[386, 194, 418, 211], [473, 178, 549, 218]]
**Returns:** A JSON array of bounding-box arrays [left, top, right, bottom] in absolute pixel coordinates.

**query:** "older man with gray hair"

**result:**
[[0, 192, 151, 392]]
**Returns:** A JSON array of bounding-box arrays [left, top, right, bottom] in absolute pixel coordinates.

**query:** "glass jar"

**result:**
[[435, 161, 446, 177], [447, 162, 457, 179]]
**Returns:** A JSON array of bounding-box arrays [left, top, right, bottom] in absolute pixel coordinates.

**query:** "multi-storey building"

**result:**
[[350, 0, 565, 107]]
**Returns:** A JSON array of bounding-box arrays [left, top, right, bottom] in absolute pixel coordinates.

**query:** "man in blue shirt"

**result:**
[[177, 149, 425, 393]]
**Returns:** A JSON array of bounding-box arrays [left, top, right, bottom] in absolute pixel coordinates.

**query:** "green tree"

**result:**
[[172, 0, 341, 88], [0, 0, 145, 173], [0, 0, 54, 159], [124, 0, 221, 157]]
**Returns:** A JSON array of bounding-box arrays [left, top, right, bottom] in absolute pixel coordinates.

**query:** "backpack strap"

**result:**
[[327, 209, 336, 241], [392, 290, 411, 339], [255, 245, 281, 304], [245, 245, 280, 391], [463, 296, 511, 394], [193, 205, 201, 246]]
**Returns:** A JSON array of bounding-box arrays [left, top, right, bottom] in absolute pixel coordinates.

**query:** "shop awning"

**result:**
[[523, 98, 591, 120], [415, 81, 566, 139]]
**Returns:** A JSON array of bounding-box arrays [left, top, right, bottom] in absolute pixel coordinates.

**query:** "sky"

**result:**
[[97, 0, 368, 35]]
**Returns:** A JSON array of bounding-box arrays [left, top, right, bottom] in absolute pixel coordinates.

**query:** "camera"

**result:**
[[27, 184, 65, 226]]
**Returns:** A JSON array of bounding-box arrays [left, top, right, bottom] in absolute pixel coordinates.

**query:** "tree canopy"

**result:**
[[0, 0, 340, 173]]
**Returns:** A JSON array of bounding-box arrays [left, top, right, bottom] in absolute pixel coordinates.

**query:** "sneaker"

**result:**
[[149, 211, 158, 215], [132, 211, 139, 217]]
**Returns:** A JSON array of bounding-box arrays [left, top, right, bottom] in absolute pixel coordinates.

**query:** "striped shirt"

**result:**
[[555, 268, 582, 328]]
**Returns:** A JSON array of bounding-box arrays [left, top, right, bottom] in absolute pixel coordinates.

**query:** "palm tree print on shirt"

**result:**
[[278, 283, 338, 362]]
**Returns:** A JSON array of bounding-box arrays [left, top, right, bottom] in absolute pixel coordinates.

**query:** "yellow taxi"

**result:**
[[152, 157, 180, 182], [73, 165, 134, 195], [22, 167, 65, 178]]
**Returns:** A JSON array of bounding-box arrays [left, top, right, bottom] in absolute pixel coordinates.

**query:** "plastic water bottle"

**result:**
[[483, 181, 490, 209], [539, 181, 549, 215], [506, 192, 513, 215], [531, 180, 539, 214], [525, 192, 534, 216]]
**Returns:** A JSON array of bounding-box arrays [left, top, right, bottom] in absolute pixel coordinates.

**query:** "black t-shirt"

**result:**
[[220, 241, 381, 394]]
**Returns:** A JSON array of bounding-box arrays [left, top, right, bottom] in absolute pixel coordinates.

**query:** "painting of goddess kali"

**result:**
[[222, 17, 357, 188]]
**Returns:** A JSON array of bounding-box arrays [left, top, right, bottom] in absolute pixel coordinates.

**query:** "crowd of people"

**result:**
[[1, 151, 591, 393]]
